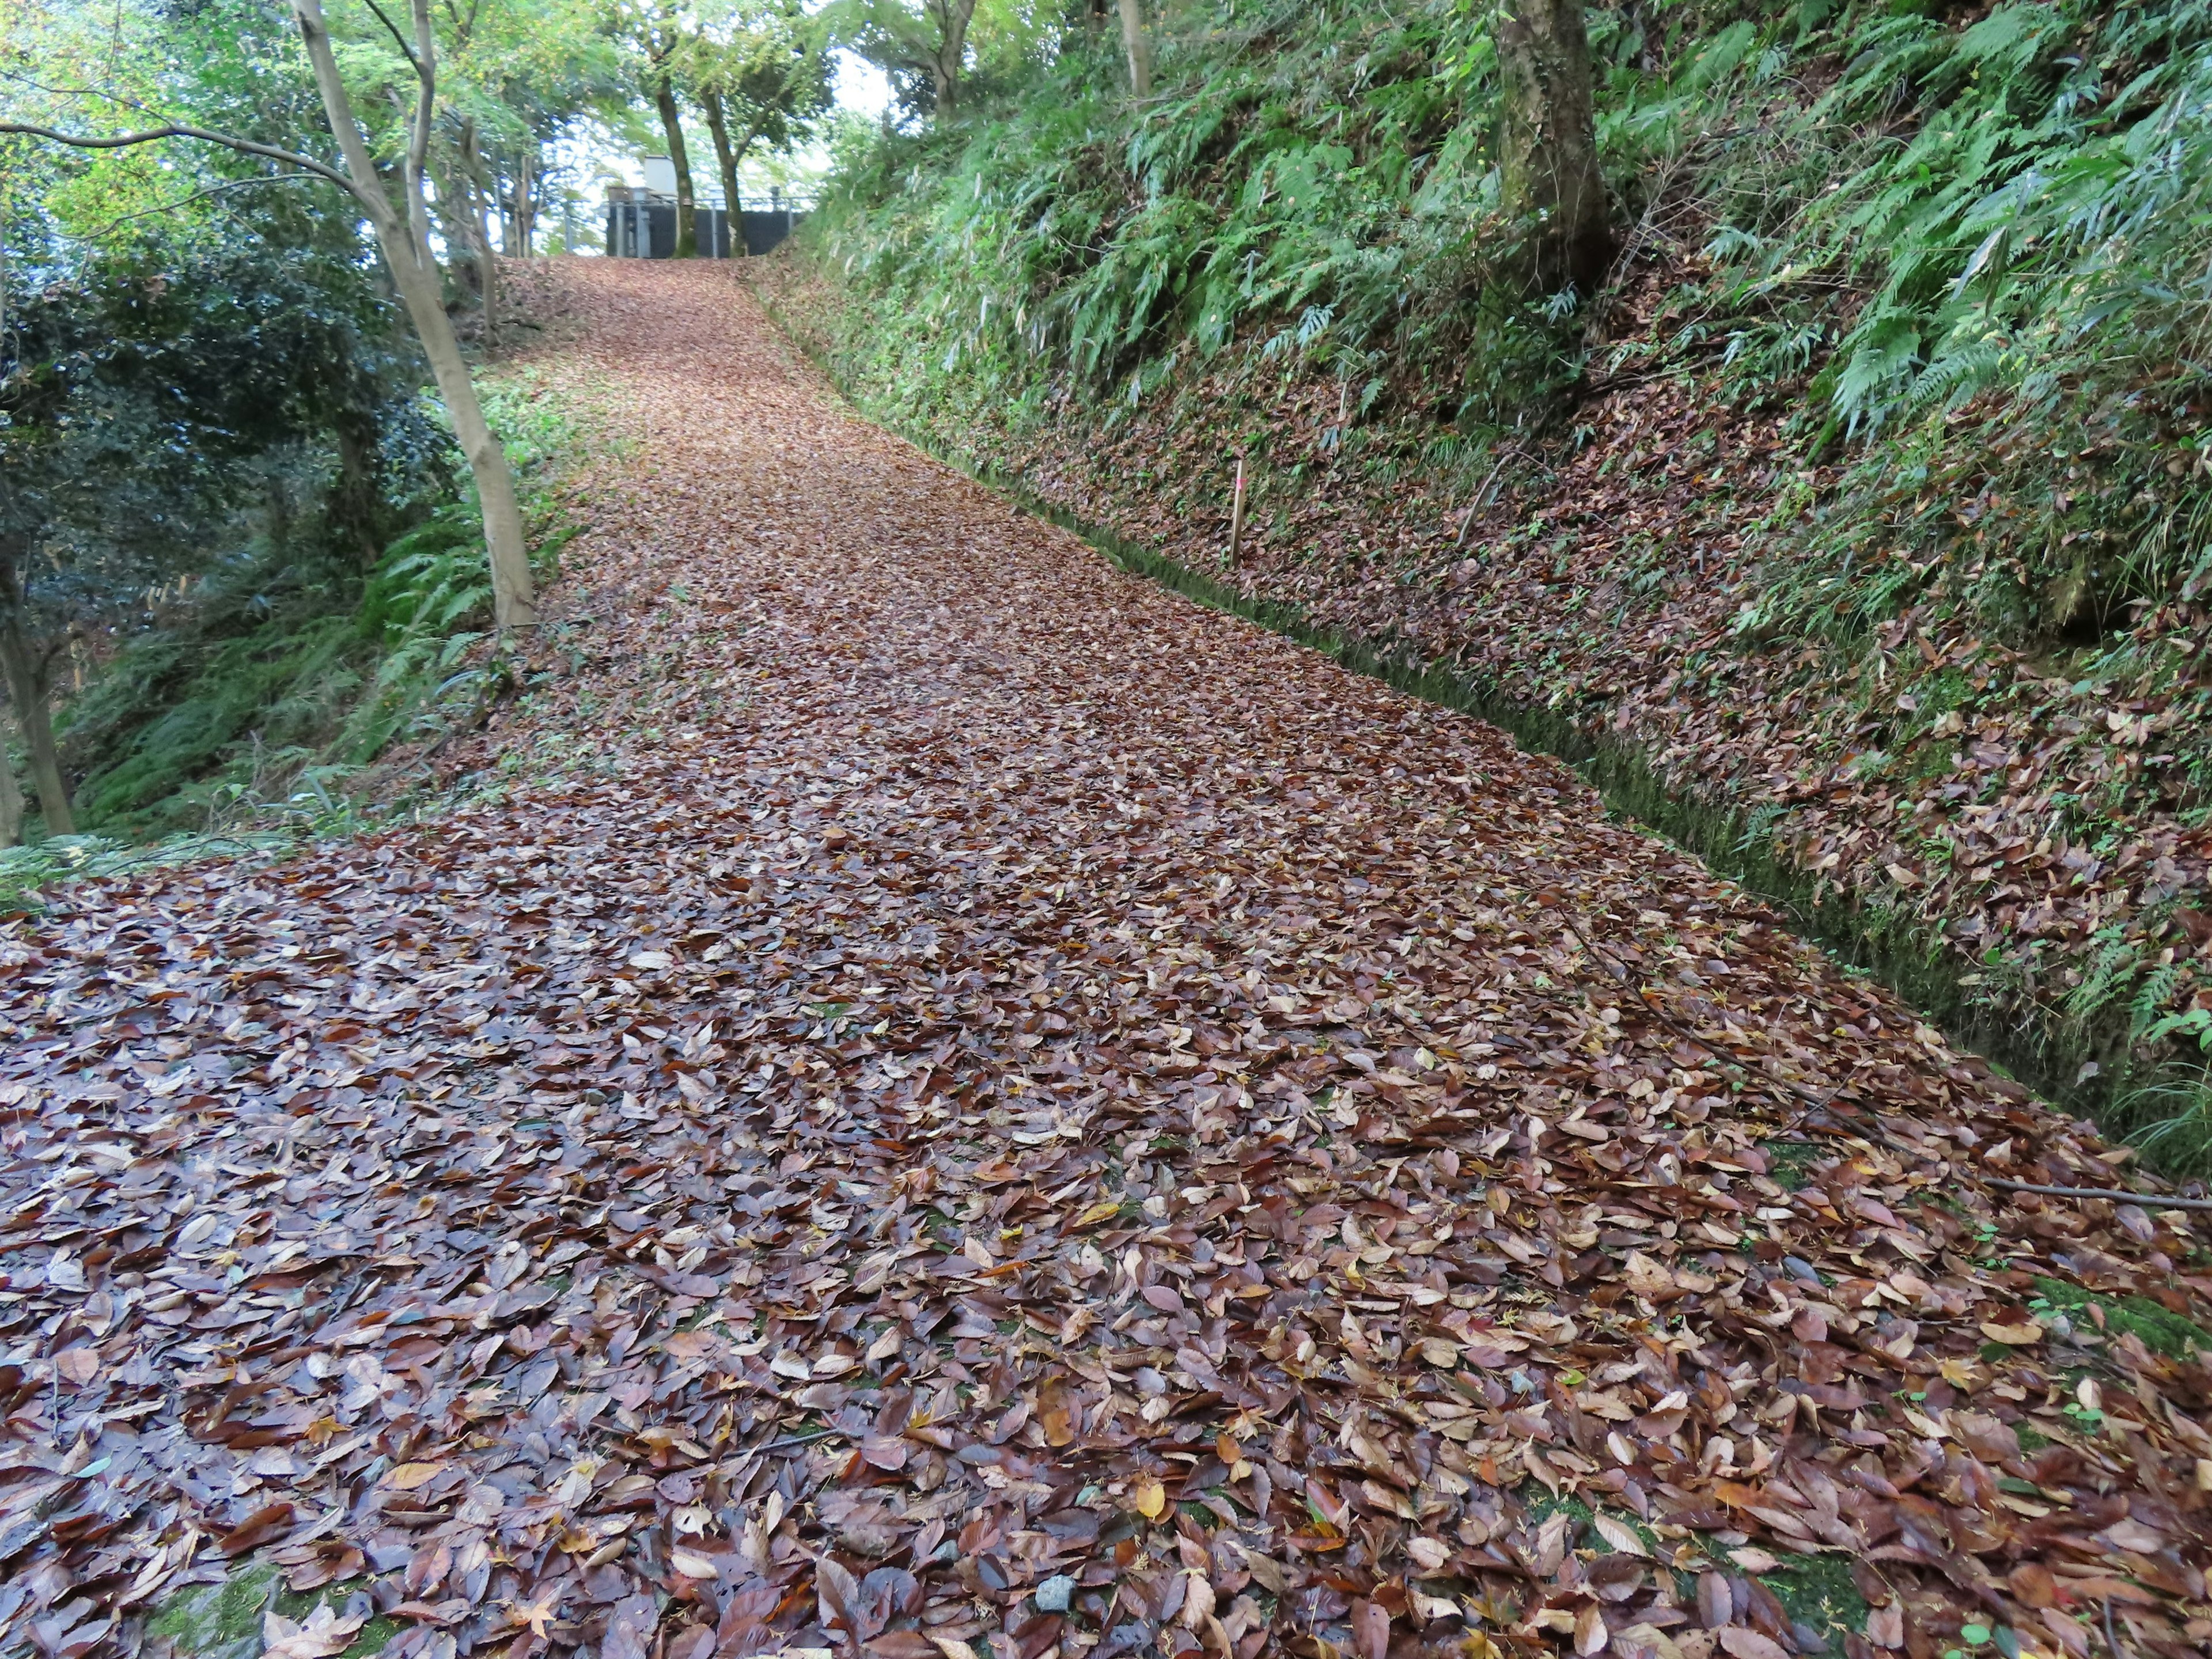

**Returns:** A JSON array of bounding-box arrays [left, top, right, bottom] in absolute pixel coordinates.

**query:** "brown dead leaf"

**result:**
[[260, 1605, 364, 1659], [219, 1502, 296, 1556]]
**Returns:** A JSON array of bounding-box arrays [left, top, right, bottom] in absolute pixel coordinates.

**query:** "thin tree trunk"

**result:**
[[463, 119, 498, 347], [1496, 0, 1611, 297], [654, 79, 699, 258], [291, 0, 536, 628], [0, 617, 70, 836], [1116, 0, 1152, 99], [701, 84, 744, 256], [514, 149, 535, 254], [0, 709, 22, 847]]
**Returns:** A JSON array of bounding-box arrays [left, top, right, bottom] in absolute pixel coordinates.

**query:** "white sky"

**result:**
[[832, 49, 895, 120]]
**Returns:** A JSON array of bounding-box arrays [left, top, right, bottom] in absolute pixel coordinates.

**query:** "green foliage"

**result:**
[[1686, 0, 2212, 668], [2105, 1065, 2212, 1177], [55, 375, 581, 842], [821, 0, 1054, 120], [0, 225, 410, 631], [810, 4, 1559, 438]]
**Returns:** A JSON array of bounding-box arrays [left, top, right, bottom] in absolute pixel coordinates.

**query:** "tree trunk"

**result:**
[[702, 84, 744, 256], [513, 148, 535, 255], [0, 709, 22, 847], [331, 403, 388, 565], [654, 79, 699, 258], [0, 615, 71, 836], [462, 119, 498, 346], [1116, 0, 1152, 99], [930, 0, 978, 116], [406, 276, 535, 626], [291, 0, 536, 629], [1496, 0, 1610, 297], [427, 149, 483, 300]]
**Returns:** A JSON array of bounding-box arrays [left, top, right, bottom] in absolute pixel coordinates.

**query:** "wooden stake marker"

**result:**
[[1228, 457, 1247, 567]]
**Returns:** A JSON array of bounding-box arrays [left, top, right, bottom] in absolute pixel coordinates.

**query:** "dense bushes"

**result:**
[[53, 376, 579, 842]]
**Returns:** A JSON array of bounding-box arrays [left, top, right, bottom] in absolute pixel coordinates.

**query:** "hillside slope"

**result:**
[[763, 0, 2212, 1164]]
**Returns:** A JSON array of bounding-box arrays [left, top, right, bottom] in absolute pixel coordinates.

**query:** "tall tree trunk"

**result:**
[[0, 613, 70, 836], [701, 84, 744, 256], [654, 79, 699, 258], [1496, 0, 1611, 297], [1116, 0, 1152, 99], [929, 0, 978, 116], [462, 119, 498, 347], [0, 707, 22, 847], [292, 0, 536, 628]]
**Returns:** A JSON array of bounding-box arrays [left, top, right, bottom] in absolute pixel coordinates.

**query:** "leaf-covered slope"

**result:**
[[3, 261, 2209, 1659]]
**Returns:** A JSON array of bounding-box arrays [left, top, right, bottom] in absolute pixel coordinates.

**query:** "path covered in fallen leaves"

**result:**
[[5, 262, 2210, 1659]]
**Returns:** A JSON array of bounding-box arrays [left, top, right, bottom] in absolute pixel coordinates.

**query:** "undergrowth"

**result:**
[[1, 372, 583, 910]]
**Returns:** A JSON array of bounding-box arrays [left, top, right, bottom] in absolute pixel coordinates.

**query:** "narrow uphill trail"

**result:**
[[4, 261, 2209, 1659]]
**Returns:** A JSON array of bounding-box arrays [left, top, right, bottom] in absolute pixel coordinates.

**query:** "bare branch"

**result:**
[[0, 68, 163, 123], [0, 121, 358, 199], [1985, 1176, 2212, 1214]]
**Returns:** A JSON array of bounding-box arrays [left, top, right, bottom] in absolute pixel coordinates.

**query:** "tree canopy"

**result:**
[[0, 0, 832, 839]]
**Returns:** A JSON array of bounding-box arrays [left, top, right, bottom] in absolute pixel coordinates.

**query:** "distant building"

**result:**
[[604, 158, 804, 259]]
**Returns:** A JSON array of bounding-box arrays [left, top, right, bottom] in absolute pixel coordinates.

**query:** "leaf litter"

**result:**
[[2, 263, 2209, 1659]]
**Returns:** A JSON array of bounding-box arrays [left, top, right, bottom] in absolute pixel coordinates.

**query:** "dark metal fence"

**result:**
[[603, 203, 804, 259]]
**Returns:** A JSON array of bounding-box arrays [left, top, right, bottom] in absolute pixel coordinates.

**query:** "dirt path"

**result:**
[[5, 262, 2208, 1659]]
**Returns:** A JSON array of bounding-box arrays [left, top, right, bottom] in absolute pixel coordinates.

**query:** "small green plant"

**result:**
[[1940, 1620, 2006, 1659], [2103, 1067, 2212, 1180], [2060, 1396, 2106, 1436]]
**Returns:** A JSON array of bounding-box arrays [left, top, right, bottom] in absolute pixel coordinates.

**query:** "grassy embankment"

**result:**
[[764, 0, 2212, 1173]]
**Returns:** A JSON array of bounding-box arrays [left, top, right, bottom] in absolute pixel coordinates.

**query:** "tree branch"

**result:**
[[404, 0, 440, 259], [77, 172, 323, 239], [358, 0, 425, 73], [1984, 1176, 2212, 1214], [0, 121, 358, 199]]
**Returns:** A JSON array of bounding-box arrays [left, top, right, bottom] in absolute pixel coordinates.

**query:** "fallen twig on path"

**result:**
[[1984, 1175, 2212, 1213]]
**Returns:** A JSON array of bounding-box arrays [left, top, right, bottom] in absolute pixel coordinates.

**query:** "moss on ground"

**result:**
[[2031, 1276, 2211, 1360], [1521, 1488, 1869, 1643], [1760, 1139, 1824, 1192], [147, 1566, 279, 1659], [147, 1566, 394, 1659], [1756, 1551, 1871, 1646]]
